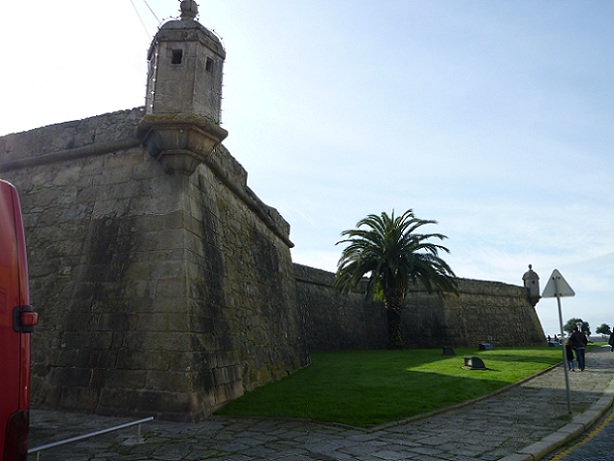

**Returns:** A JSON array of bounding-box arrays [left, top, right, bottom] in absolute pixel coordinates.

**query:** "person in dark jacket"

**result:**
[[565, 339, 575, 371], [569, 326, 588, 371], [608, 329, 614, 352]]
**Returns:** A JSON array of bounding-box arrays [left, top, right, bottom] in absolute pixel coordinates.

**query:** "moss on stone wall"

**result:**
[[0, 109, 307, 421], [0, 108, 544, 422], [294, 265, 545, 349]]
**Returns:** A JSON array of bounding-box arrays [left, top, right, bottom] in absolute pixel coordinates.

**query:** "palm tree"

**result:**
[[334, 209, 458, 348]]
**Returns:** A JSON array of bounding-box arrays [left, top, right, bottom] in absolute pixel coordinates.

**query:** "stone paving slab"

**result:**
[[28, 347, 614, 461]]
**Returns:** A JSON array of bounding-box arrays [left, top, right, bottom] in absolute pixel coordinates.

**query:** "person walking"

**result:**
[[570, 326, 588, 371], [565, 339, 575, 371], [608, 329, 614, 352]]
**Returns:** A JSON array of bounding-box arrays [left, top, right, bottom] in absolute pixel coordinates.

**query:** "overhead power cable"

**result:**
[[141, 0, 160, 24], [128, 0, 152, 39]]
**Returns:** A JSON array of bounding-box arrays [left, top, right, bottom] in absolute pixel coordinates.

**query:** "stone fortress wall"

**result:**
[[0, 110, 545, 420], [295, 264, 545, 350], [0, 108, 308, 421], [0, 1, 544, 421]]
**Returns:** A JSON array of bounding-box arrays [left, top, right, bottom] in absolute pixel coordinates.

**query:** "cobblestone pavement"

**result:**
[[543, 389, 614, 461], [28, 347, 614, 461]]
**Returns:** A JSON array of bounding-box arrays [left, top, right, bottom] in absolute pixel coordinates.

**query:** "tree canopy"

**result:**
[[596, 323, 611, 335], [564, 318, 591, 335], [334, 209, 457, 347]]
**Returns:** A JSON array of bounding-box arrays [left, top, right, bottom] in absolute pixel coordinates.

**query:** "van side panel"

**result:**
[[0, 180, 31, 461]]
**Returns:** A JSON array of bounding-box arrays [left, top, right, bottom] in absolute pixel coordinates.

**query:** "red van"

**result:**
[[0, 179, 38, 461]]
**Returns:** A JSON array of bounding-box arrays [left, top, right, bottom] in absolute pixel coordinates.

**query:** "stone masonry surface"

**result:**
[[28, 347, 614, 461], [3, 2, 549, 422], [2, 106, 544, 421], [295, 264, 545, 350], [1, 108, 307, 421]]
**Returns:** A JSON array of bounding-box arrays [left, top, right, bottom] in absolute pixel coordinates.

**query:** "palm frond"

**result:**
[[334, 209, 457, 300]]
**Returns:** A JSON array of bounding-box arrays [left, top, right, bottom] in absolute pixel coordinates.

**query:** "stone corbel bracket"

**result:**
[[136, 113, 228, 175]]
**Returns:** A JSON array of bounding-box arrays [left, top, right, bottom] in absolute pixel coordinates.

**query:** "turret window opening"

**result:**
[[171, 49, 183, 65], [205, 57, 214, 73]]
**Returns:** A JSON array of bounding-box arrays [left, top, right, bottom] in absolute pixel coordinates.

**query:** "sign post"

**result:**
[[541, 269, 575, 414]]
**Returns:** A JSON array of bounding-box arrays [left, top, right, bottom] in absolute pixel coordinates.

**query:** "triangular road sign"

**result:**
[[541, 269, 575, 298]]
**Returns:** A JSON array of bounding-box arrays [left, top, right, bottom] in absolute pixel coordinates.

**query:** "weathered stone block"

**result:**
[[59, 386, 100, 411], [146, 370, 192, 392], [105, 369, 147, 389], [51, 367, 92, 388]]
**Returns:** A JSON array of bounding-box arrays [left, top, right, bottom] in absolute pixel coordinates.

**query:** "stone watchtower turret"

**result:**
[[137, 0, 228, 175], [522, 264, 541, 307]]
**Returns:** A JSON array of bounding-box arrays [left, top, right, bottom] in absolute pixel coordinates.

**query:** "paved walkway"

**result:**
[[29, 346, 614, 461]]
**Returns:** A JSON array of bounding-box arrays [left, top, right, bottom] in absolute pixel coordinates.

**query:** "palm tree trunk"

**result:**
[[385, 290, 405, 349]]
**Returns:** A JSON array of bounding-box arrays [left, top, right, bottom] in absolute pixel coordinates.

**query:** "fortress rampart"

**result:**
[[0, 2, 544, 421], [0, 108, 308, 421], [0, 108, 544, 420], [295, 264, 545, 350]]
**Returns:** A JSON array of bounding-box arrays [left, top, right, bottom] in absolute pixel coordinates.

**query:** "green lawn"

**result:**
[[215, 346, 563, 427]]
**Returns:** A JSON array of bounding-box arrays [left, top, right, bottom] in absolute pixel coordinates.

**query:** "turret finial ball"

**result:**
[[180, 0, 198, 20]]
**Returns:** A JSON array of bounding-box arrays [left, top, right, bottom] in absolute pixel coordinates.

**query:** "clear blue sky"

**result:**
[[1, 1, 612, 336]]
